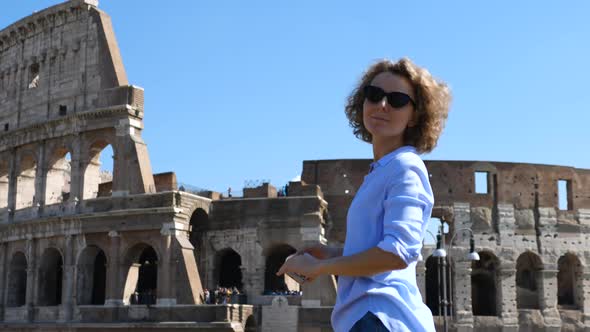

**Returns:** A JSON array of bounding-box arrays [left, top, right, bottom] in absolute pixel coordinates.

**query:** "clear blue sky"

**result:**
[[3, 1, 590, 197]]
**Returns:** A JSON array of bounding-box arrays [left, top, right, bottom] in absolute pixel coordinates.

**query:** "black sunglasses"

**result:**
[[363, 85, 415, 109]]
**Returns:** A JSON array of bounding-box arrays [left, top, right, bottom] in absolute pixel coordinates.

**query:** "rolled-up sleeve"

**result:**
[[376, 168, 430, 265]]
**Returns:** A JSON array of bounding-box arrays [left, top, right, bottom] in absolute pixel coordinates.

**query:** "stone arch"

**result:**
[[214, 248, 243, 291], [0, 155, 9, 210], [76, 245, 107, 305], [44, 145, 72, 205], [15, 150, 37, 210], [430, 211, 454, 242], [471, 251, 500, 316], [264, 243, 297, 293], [516, 251, 543, 309], [425, 254, 452, 316], [188, 208, 208, 249], [83, 139, 116, 199], [122, 243, 158, 305], [7, 251, 27, 307], [557, 252, 583, 309], [38, 247, 63, 306], [244, 315, 257, 332]]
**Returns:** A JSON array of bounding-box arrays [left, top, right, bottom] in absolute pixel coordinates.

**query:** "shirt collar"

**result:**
[[369, 145, 415, 173]]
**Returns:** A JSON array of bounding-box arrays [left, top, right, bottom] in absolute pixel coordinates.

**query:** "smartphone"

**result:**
[[285, 254, 309, 284]]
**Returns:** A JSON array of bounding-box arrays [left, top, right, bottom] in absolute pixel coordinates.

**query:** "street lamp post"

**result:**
[[432, 219, 480, 332]]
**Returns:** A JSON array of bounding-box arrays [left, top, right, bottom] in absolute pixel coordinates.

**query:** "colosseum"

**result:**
[[1, 1, 590, 331]]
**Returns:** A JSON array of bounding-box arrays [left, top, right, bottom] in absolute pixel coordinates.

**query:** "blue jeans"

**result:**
[[349, 312, 389, 332]]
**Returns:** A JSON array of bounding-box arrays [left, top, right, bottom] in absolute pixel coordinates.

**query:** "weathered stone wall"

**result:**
[[302, 159, 590, 243], [0, 0, 156, 224], [196, 194, 336, 306], [0, 2, 254, 330], [0, 0, 127, 129]]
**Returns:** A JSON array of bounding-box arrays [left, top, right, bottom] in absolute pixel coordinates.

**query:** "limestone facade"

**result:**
[[0, 1, 251, 331]]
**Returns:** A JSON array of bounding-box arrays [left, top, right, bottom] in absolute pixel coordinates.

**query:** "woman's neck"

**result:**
[[372, 136, 405, 162]]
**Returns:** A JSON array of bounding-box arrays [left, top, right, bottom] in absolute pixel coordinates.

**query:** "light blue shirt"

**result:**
[[331, 146, 436, 332]]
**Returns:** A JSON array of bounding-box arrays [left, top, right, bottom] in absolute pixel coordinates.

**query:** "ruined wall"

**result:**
[[0, 0, 156, 225], [0, 0, 126, 129], [302, 159, 590, 243], [0, 2, 218, 328], [196, 193, 335, 306]]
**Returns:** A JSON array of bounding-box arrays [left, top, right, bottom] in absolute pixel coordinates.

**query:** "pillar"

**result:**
[[581, 271, 590, 328], [0, 242, 7, 321], [7, 149, 17, 221], [539, 266, 561, 331], [63, 235, 76, 321], [452, 252, 474, 332], [25, 237, 36, 322], [105, 231, 122, 306], [112, 117, 155, 196], [157, 230, 176, 306], [499, 265, 518, 332]]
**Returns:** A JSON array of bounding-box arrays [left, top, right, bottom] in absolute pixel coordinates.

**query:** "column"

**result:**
[[497, 204, 517, 244], [25, 237, 36, 322], [105, 231, 122, 306], [112, 121, 156, 196], [0, 242, 7, 321], [35, 141, 47, 213], [242, 262, 264, 301], [450, 203, 474, 330], [451, 251, 474, 332], [580, 271, 590, 328], [539, 267, 561, 331], [156, 230, 176, 306], [7, 149, 17, 221], [68, 135, 82, 211], [499, 265, 518, 332], [63, 235, 76, 321]]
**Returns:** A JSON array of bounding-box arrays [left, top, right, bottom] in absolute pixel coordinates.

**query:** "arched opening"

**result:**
[[83, 141, 114, 199], [77, 246, 107, 305], [426, 217, 449, 245], [45, 148, 72, 205], [16, 152, 37, 210], [516, 251, 543, 309], [123, 244, 158, 305], [189, 208, 208, 249], [558, 253, 582, 309], [264, 244, 297, 294], [38, 248, 63, 306], [425, 255, 452, 316], [215, 248, 243, 291], [0, 158, 9, 210], [245, 315, 257, 332], [471, 251, 500, 316], [7, 252, 27, 307]]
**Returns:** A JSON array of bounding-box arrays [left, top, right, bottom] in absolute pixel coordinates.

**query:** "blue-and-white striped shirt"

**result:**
[[331, 145, 435, 332]]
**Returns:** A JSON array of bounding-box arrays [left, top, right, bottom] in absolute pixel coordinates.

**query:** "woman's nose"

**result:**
[[379, 98, 389, 111]]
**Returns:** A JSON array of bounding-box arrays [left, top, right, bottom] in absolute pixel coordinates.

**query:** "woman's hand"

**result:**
[[297, 243, 342, 260], [276, 253, 322, 283]]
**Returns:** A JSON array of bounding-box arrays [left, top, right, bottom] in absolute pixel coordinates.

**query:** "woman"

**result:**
[[277, 58, 451, 331]]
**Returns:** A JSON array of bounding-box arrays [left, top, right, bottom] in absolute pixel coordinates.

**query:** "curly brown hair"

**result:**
[[344, 58, 451, 154]]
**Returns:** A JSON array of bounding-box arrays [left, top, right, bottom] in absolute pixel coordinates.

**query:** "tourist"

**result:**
[[277, 58, 450, 332], [203, 288, 210, 304]]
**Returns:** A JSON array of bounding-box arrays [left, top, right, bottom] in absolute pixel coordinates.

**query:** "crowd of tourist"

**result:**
[[203, 286, 242, 304], [262, 289, 302, 296], [202, 287, 303, 304]]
